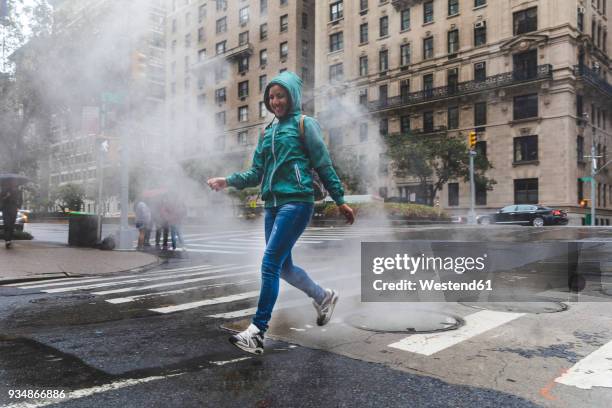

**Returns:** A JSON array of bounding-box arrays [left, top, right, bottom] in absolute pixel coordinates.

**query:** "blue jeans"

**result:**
[[253, 202, 326, 333]]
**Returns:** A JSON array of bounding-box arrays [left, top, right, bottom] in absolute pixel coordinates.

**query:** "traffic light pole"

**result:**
[[468, 150, 476, 225], [590, 143, 596, 226]]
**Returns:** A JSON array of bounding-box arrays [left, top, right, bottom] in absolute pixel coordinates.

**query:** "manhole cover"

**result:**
[[460, 301, 568, 314], [345, 309, 464, 333]]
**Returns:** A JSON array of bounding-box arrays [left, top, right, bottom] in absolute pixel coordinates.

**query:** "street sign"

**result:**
[[579, 177, 593, 182]]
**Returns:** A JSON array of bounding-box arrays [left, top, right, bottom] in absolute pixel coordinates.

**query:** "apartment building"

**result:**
[[166, 0, 315, 166], [314, 0, 612, 225], [43, 0, 166, 212]]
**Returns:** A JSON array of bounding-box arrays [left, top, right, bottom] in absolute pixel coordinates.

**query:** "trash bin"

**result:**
[[585, 214, 592, 225], [68, 212, 101, 247]]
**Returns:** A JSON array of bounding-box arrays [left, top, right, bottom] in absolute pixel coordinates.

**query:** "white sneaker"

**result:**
[[313, 289, 339, 326], [229, 323, 264, 355]]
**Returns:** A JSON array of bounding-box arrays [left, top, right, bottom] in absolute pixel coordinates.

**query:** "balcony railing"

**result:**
[[368, 64, 552, 113], [573, 65, 612, 98], [391, 0, 425, 10], [192, 43, 253, 71]]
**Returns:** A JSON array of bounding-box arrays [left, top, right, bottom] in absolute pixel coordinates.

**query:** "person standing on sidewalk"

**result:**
[[134, 200, 151, 250], [1, 180, 22, 249], [208, 71, 355, 355]]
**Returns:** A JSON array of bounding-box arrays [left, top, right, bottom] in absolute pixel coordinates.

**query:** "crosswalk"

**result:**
[[4, 256, 612, 393], [174, 225, 415, 255]]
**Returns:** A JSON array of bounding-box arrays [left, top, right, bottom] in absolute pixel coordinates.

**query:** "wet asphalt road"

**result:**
[[2, 223, 612, 407]]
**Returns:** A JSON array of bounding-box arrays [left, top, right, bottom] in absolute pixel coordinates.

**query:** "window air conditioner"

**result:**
[[474, 62, 485, 69], [474, 21, 486, 29], [578, 7, 585, 13]]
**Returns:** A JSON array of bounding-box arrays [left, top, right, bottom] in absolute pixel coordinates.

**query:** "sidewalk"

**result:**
[[0, 241, 159, 284]]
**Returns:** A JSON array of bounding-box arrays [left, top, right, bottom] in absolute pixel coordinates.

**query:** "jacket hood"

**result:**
[[263, 71, 302, 118]]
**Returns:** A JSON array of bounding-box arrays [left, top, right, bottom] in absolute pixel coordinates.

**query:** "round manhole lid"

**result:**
[[345, 308, 464, 333], [460, 301, 568, 314]]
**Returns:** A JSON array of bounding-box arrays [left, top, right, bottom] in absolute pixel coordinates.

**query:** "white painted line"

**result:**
[[188, 242, 267, 249], [555, 339, 612, 390], [95, 265, 256, 296], [182, 248, 245, 254], [388, 310, 525, 356], [2, 374, 183, 408], [44, 265, 247, 294], [12, 264, 216, 289], [150, 290, 261, 314], [209, 357, 252, 366]]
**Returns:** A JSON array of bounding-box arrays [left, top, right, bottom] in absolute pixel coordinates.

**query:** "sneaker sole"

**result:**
[[229, 337, 264, 355], [317, 292, 339, 326]]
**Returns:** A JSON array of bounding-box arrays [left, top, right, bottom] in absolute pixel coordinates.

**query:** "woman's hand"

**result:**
[[338, 203, 355, 225], [207, 177, 227, 191]]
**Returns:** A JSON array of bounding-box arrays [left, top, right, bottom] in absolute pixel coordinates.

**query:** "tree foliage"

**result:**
[[52, 183, 86, 212], [383, 132, 495, 205]]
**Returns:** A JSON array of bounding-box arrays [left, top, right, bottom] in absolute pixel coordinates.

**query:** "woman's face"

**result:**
[[268, 85, 290, 118]]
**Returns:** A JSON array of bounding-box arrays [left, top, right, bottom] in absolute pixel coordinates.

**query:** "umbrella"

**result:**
[[0, 174, 30, 187]]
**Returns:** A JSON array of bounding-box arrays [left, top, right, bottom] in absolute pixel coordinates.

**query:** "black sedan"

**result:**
[[478, 205, 568, 227]]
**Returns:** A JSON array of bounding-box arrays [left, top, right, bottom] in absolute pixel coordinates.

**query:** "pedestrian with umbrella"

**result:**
[[0, 174, 27, 249]]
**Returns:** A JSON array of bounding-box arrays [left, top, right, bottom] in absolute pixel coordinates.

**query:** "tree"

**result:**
[[384, 132, 495, 205], [52, 183, 86, 212], [329, 148, 375, 195]]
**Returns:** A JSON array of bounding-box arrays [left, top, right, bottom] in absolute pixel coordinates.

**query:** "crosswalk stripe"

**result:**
[[554, 339, 612, 390], [92, 265, 256, 295], [182, 248, 245, 254], [151, 290, 261, 313], [43, 265, 250, 294], [11, 264, 217, 289], [189, 241, 268, 249], [388, 310, 525, 356]]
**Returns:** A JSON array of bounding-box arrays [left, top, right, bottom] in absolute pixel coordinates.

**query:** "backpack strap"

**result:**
[[299, 114, 305, 140]]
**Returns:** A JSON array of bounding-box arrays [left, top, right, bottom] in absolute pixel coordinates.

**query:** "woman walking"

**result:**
[[208, 71, 354, 355]]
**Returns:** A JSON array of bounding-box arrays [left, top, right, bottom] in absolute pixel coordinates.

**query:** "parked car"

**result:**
[[0, 210, 27, 231], [477, 205, 568, 227]]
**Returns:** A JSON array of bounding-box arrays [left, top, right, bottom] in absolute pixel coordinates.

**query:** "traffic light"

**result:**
[[131, 51, 147, 79], [579, 199, 589, 208], [468, 131, 477, 150]]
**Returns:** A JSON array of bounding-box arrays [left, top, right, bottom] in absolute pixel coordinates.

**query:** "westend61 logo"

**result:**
[[372, 253, 488, 275]]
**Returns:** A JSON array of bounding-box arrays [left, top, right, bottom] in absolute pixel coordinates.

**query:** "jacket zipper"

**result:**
[[269, 122, 278, 206], [294, 163, 303, 188]]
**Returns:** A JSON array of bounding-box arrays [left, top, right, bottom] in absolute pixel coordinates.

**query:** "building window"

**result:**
[[330, 32, 343, 52], [215, 87, 226, 104], [474, 62, 486, 81], [238, 81, 249, 99], [577, 7, 584, 32], [258, 75, 267, 93], [199, 4, 206, 22], [401, 9, 411, 30], [259, 101, 267, 118], [359, 56, 368, 76], [359, 88, 368, 105], [172, 18, 177, 33], [476, 182, 487, 205], [474, 102, 487, 126], [423, 73, 434, 92], [238, 131, 248, 145], [329, 63, 344, 83], [401, 115, 411, 134], [577, 135, 584, 162], [215, 65, 227, 81], [448, 106, 459, 129], [198, 27, 206, 43], [360, 123, 368, 142], [448, 183, 459, 206], [378, 49, 389, 72], [302, 13, 308, 29], [379, 84, 388, 102], [423, 36, 434, 59], [260, 49, 267, 66], [215, 111, 226, 126], [280, 14, 288, 32], [448, 29, 459, 55], [260, 0, 267, 14], [360, 0, 368, 13], [360, 23, 368, 44], [423, 111, 434, 132], [216, 17, 227, 34], [239, 6, 249, 25], [260, 23, 268, 40], [280, 42, 288, 59], [185, 33, 191, 48], [400, 43, 411, 66], [514, 135, 538, 163], [238, 56, 249, 73], [216, 0, 227, 12], [513, 94, 538, 120], [448, 0, 459, 16], [474, 21, 487, 46], [474, 0, 486, 7], [400, 79, 410, 100], [424, 1, 434, 23], [379, 118, 388, 136], [514, 178, 538, 204], [513, 7, 537, 35], [238, 106, 249, 122], [513, 49, 537, 80], [379, 16, 389, 37], [330, 1, 343, 21], [239, 31, 249, 46]]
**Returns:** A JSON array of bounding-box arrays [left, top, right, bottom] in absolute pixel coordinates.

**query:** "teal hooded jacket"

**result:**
[[226, 71, 346, 208]]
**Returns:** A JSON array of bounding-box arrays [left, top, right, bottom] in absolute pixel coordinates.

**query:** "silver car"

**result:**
[[0, 210, 27, 231]]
